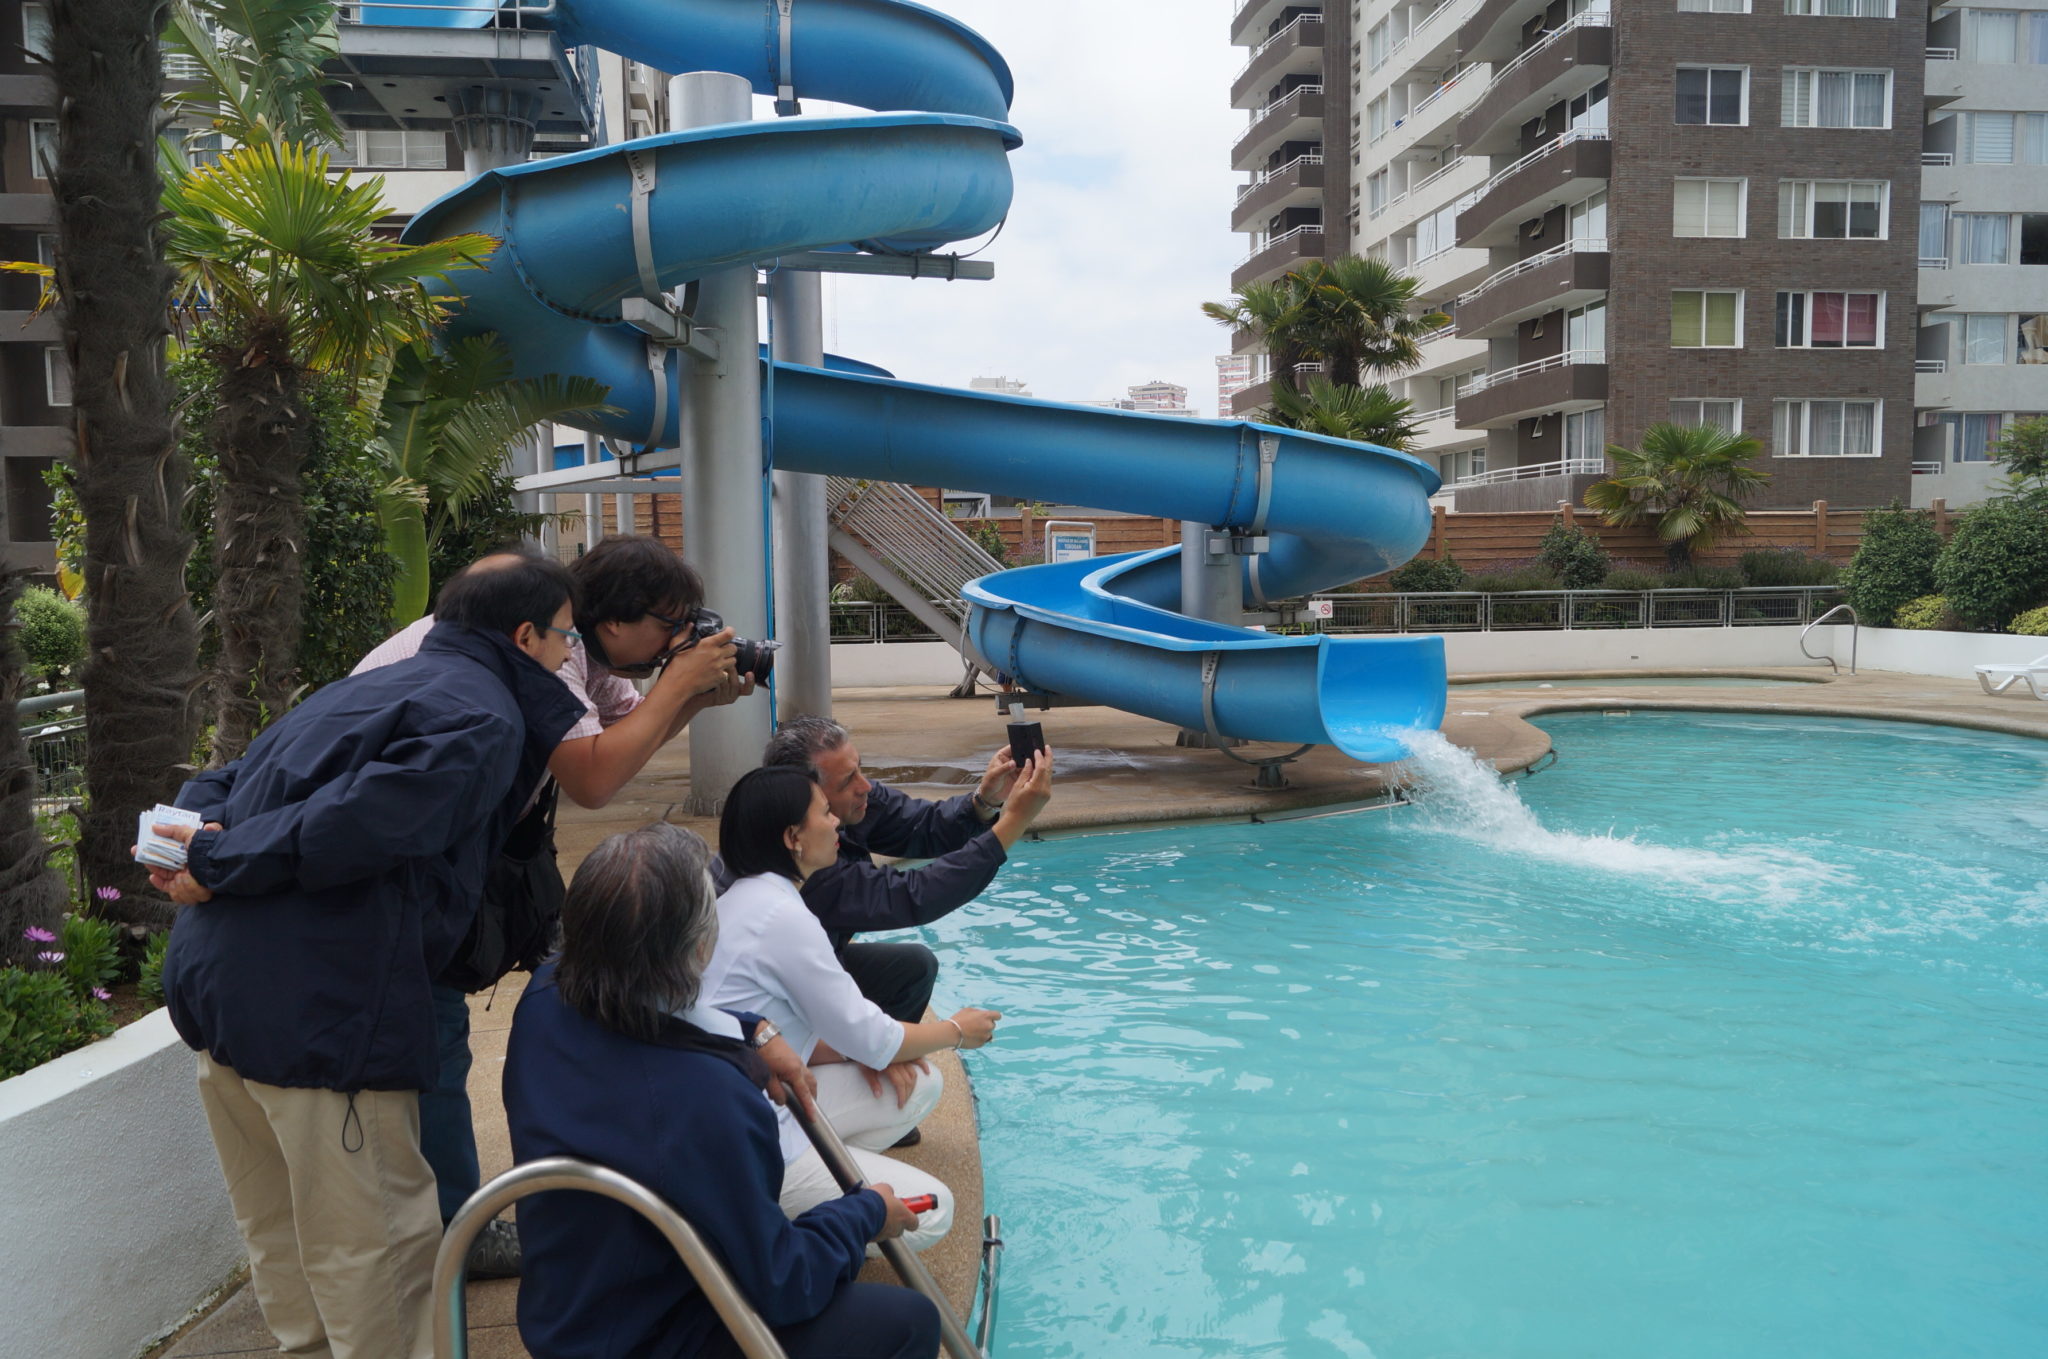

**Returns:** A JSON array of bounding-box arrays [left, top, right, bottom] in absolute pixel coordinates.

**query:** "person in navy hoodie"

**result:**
[[141, 551, 589, 1359], [505, 820, 937, 1359]]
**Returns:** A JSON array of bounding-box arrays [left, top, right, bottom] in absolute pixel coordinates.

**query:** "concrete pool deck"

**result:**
[[154, 666, 2048, 1357]]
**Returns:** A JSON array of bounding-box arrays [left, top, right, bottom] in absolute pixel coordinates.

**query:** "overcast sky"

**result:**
[[815, 0, 1247, 416]]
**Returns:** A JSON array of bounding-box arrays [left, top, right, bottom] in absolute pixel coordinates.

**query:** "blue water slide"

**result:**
[[394, 0, 1447, 762]]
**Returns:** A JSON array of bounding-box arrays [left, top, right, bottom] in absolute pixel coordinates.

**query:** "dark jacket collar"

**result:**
[[421, 621, 585, 759]]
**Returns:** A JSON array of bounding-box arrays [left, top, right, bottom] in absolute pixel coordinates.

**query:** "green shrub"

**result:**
[[2012, 604, 2048, 636], [56, 914, 123, 1002], [0, 966, 114, 1081], [1536, 520, 1612, 589], [1841, 504, 1944, 627], [1934, 494, 2048, 632], [1659, 564, 1747, 590], [1738, 548, 1840, 587], [1467, 565, 1563, 593], [1601, 567, 1669, 591], [969, 522, 1011, 568], [1387, 554, 1468, 592], [1893, 594, 1955, 630], [138, 930, 171, 1009], [14, 585, 84, 686]]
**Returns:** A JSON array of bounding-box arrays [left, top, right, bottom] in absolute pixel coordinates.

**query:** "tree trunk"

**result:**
[[0, 568, 67, 966], [207, 320, 310, 765], [53, 0, 200, 919]]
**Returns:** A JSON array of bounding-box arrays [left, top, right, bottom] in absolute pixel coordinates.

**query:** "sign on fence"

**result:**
[[1043, 520, 1097, 565], [1305, 598, 1335, 620]]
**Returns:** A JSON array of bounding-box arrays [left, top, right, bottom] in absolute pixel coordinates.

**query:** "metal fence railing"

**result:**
[[827, 588, 1847, 643], [16, 690, 85, 804]]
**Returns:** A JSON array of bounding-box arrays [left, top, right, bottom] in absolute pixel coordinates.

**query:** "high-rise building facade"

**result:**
[[0, 0, 62, 573], [1217, 352, 1256, 415]]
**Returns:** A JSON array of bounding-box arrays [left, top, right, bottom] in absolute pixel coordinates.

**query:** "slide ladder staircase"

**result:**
[[826, 477, 1003, 687]]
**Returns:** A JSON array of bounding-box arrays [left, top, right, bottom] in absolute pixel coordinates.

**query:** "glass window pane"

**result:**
[[1961, 213, 2011, 264], [1775, 291, 1804, 346], [1811, 292, 1847, 345], [1920, 203, 1949, 261], [1709, 69, 1743, 123], [2021, 313, 2048, 364], [1849, 183, 1883, 237], [1969, 9, 2018, 62], [1841, 401, 1876, 456], [1812, 400, 1845, 456], [2023, 213, 2048, 266], [1705, 292, 1739, 346], [1707, 181, 1741, 235], [1677, 69, 1708, 123], [1844, 293, 1880, 346], [1970, 113, 2017, 163], [2031, 13, 2048, 63], [1964, 313, 2006, 364], [1675, 180, 1705, 235], [1776, 400, 1800, 454], [1852, 72, 1887, 127], [1673, 291, 1704, 345]]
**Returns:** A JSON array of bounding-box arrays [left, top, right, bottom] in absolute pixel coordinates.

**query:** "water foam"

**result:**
[[1388, 727, 1845, 904]]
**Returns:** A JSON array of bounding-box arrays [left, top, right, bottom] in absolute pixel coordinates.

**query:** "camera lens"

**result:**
[[732, 636, 782, 682]]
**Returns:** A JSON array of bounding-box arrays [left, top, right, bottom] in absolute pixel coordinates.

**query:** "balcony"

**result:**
[[323, 6, 598, 143], [1455, 13, 1611, 156], [0, 426, 68, 459], [1232, 85, 1326, 171], [1455, 348, 1607, 428], [1232, 153, 1326, 231], [1408, 244, 1492, 304], [1454, 236, 1608, 338], [1446, 456, 1608, 511], [0, 194, 57, 229], [0, 74, 54, 110], [1231, 224, 1325, 290], [0, 311, 60, 343], [1381, 64, 1482, 162], [1231, 0, 1315, 49], [1232, 14, 1326, 109], [1456, 0, 1549, 64], [1455, 129, 1610, 248]]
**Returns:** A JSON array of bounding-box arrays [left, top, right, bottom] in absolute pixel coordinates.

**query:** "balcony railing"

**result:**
[[1387, 0, 1481, 70], [1247, 83, 1325, 127], [1419, 321, 1460, 343], [1232, 12, 1326, 83], [1456, 234, 1607, 308], [1926, 45, 1958, 59], [1446, 454, 1603, 489], [1280, 586, 1847, 634], [1455, 127, 1610, 214], [1235, 151, 1325, 202], [1481, 8, 1610, 95], [1920, 255, 1951, 269], [1923, 151, 1954, 166], [1916, 358, 1948, 374], [1412, 404, 1457, 422], [1462, 347, 1605, 395], [1235, 223, 1325, 267], [1911, 460, 1943, 475], [1407, 154, 1471, 198], [1409, 64, 1477, 121]]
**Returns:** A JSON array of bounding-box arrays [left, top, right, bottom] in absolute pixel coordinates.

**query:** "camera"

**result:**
[[685, 608, 781, 684]]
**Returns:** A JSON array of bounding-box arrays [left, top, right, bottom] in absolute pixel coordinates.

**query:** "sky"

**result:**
[[809, 0, 1248, 416]]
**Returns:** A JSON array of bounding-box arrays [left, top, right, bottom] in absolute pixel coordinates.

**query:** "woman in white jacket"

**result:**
[[705, 765, 1003, 1252]]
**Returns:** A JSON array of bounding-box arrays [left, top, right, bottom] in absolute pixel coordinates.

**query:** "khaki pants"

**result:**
[[195, 1054, 440, 1359]]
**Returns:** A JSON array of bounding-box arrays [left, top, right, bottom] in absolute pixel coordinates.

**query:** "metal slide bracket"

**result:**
[[620, 148, 721, 453], [1199, 651, 1313, 790], [771, 0, 801, 115]]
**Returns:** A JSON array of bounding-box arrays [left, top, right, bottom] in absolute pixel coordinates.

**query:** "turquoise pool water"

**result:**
[[927, 713, 2048, 1358], [1454, 676, 1822, 689]]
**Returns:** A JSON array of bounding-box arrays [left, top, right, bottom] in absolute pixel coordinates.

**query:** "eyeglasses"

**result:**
[[545, 625, 582, 643], [607, 607, 724, 678]]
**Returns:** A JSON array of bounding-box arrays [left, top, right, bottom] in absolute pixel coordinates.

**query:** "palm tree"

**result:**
[[1292, 256, 1449, 385], [1202, 276, 1314, 397], [1, 567, 67, 964], [1585, 422, 1773, 567], [374, 335, 615, 623], [1269, 378, 1423, 450], [46, 0, 203, 909]]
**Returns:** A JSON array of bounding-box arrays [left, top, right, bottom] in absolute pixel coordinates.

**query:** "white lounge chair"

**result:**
[[1976, 654, 2048, 700]]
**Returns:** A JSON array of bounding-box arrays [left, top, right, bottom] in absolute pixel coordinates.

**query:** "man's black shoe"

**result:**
[[889, 1127, 922, 1149], [465, 1218, 522, 1279]]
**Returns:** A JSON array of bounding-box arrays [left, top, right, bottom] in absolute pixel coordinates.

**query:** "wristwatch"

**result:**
[[973, 792, 1004, 820], [749, 1020, 780, 1050]]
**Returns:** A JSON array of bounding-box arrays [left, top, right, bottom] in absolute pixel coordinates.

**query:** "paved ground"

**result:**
[[156, 665, 2048, 1357]]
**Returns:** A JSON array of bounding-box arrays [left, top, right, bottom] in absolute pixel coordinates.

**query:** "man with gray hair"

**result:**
[[736, 715, 1053, 1025]]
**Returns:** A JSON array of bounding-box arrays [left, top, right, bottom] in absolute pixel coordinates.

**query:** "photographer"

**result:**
[[353, 534, 761, 1275]]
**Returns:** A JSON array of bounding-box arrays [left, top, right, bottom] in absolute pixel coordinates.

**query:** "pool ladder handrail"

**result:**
[[1799, 603, 1859, 675]]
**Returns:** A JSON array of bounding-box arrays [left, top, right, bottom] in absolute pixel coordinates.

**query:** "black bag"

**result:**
[[438, 781, 566, 993]]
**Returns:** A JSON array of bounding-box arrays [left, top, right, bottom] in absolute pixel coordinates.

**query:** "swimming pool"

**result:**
[[927, 712, 2048, 1358], [1453, 676, 1824, 689]]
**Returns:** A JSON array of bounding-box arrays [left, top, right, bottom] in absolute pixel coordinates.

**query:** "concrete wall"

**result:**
[[0, 1010, 243, 1359], [1814, 625, 2048, 679]]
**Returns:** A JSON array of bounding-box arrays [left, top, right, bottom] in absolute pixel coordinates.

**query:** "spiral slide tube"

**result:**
[[392, 0, 1448, 763]]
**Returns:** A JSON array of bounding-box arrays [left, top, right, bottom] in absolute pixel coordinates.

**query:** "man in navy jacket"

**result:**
[[745, 715, 1054, 1022], [144, 552, 588, 1359]]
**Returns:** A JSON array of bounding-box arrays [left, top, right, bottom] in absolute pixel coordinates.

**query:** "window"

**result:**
[[1563, 408, 1606, 462], [44, 348, 70, 407], [1963, 8, 2048, 63], [1367, 170, 1389, 213], [1958, 213, 2048, 265], [22, 2, 50, 61], [4, 456, 58, 544], [1567, 300, 1606, 354], [1676, 67, 1747, 124], [1920, 203, 1951, 264], [1671, 399, 1743, 430], [1779, 180, 1887, 239], [1672, 290, 1743, 347], [1568, 80, 1610, 132], [1961, 313, 2008, 364], [2023, 313, 2048, 364], [327, 130, 448, 171], [1776, 291, 1883, 347], [1367, 19, 1390, 69], [28, 119, 56, 179], [1368, 96, 1388, 142], [1415, 202, 1459, 259], [1940, 412, 2003, 462], [1960, 112, 2048, 164], [1681, 0, 1750, 11], [1567, 190, 1607, 243], [1439, 448, 1487, 482], [1785, 0, 1891, 14], [1675, 178, 1746, 237], [1781, 68, 1891, 128], [35, 234, 55, 269], [1775, 399, 1880, 456]]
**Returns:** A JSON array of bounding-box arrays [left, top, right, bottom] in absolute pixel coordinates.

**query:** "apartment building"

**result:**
[[1217, 352, 1256, 414], [0, 0, 60, 573], [1915, 1, 2048, 507]]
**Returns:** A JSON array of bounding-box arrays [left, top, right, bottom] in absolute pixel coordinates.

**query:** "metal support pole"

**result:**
[[672, 72, 771, 814], [768, 268, 833, 721], [1177, 521, 1244, 748]]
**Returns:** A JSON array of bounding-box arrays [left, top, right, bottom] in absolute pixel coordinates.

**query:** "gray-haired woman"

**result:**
[[503, 822, 937, 1359]]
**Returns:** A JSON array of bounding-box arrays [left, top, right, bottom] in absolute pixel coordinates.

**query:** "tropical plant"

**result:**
[[1737, 548, 1839, 588], [1269, 378, 1423, 449], [0, 569, 67, 968], [373, 336, 613, 622], [138, 929, 173, 1009], [1893, 594, 1954, 630], [1988, 415, 2048, 495], [1840, 504, 1944, 627], [161, 0, 346, 151], [56, 914, 123, 1001], [426, 469, 551, 602], [1202, 278, 1313, 398], [1386, 555, 1467, 592], [1584, 422, 1771, 567], [0, 964, 114, 1081], [1538, 519, 1612, 590], [2012, 604, 2048, 636], [1933, 493, 2048, 632], [13, 587, 85, 689], [36, 0, 205, 910], [1289, 256, 1449, 386]]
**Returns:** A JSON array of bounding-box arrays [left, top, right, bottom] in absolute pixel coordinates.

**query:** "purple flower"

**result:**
[[36, 950, 65, 965], [22, 926, 56, 943], [95, 886, 122, 902], [91, 987, 112, 1002]]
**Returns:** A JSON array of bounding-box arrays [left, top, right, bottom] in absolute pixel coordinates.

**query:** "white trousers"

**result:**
[[778, 1060, 953, 1253]]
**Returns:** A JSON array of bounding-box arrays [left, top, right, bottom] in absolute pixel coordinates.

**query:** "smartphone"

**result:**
[[1007, 720, 1046, 770]]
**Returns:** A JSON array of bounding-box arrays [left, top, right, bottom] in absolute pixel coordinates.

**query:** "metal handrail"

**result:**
[[1232, 12, 1326, 82], [15, 688, 82, 718], [1409, 64, 1476, 120], [1246, 83, 1325, 126], [1456, 235, 1607, 307], [1455, 127, 1610, 213], [1235, 151, 1325, 201], [1911, 459, 1943, 474], [1461, 346, 1605, 395], [1922, 151, 1955, 166], [1236, 223, 1325, 266], [1915, 358, 1947, 374], [1407, 154, 1472, 198], [1481, 8, 1610, 92], [1800, 603, 1858, 674], [1445, 455, 1603, 488], [434, 1159, 789, 1359]]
